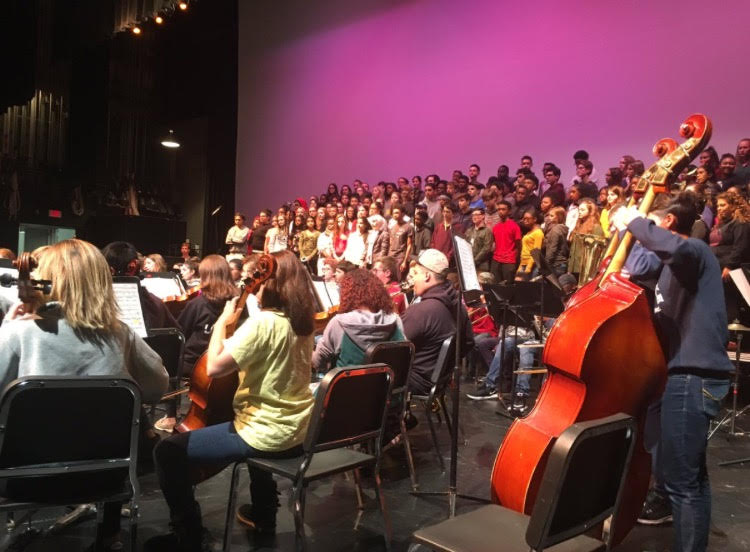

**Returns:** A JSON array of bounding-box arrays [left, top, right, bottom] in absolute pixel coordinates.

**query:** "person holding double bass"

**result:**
[[147, 251, 316, 552], [614, 192, 732, 552]]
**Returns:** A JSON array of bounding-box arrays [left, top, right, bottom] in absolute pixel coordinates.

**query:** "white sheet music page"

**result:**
[[730, 268, 750, 308], [113, 282, 148, 337], [453, 235, 481, 292], [140, 275, 183, 300]]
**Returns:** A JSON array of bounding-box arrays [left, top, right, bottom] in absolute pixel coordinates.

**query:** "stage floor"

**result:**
[[9, 383, 750, 551]]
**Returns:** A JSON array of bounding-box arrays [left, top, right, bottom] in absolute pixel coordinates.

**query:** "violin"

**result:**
[[0, 253, 52, 313], [162, 285, 201, 318], [491, 114, 712, 546], [175, 254, 276, 434]]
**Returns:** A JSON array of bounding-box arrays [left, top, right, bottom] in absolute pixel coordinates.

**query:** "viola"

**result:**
[[175, 254, 276, 434], [491, 114, 712, 546]]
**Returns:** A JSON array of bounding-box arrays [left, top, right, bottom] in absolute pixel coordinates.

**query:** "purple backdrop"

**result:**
[[236, 0, 749, 216]]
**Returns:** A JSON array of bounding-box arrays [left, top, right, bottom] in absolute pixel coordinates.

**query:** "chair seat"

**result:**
[[246, 447, 376, 482], [413, 504, 606, 552]]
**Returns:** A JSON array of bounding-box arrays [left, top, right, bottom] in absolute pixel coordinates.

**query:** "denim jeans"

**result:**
[[647, 373, 729, 552], [154, 422, 303, 527], [477, 335, 536, 393]]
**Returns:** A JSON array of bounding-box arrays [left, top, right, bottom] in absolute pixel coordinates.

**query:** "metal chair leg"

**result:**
[[400, 417, 419, 490], [352, 468, 365, 510], [129, 502, 138, 552], [292, 483, 307, 551], [373, 470, 392, 550], [439, 396, 452, 436], [424, 402, 445, 471], [222, 462, 243, 552]]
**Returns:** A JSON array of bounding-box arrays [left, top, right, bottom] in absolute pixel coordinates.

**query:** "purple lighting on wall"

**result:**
[[236, 0, 750, 216]]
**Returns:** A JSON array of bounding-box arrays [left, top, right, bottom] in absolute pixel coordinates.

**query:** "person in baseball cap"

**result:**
[[401, 248, 473, 395]]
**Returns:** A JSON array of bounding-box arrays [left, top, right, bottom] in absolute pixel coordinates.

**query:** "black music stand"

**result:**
[[410, 234, 489, 516]]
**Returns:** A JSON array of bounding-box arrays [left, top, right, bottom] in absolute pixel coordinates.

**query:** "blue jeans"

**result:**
[[648, 373, 729, 552], [154, 422, 303, 527], [478, 335, 536, 394]]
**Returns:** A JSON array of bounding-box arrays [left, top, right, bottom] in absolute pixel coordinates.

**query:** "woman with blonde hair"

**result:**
[[155, 255, 239, 432], [143, 253, 168, 272], [0, 239, 167, 551]]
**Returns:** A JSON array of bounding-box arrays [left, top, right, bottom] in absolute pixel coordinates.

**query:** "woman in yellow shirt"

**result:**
[[148, 251, 316, 551], [516, 209, 544, 280]]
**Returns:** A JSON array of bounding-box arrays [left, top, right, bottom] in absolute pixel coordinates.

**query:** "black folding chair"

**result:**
[[364, 340, 418, 490], [412, 413, 637, 552], [0, 377, 142, 551], [410, 336, 456, 471], [144, 327, 187, 411], [222, 364, 394, 551]]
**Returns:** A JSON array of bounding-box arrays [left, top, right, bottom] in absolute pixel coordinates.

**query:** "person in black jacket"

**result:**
[[400, 249, 473, 394], [155, 255, 238, 432], [615, 192, 732, 552]]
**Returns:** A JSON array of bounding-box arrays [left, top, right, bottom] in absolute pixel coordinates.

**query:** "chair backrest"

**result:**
[[525, 413, 636, 550], [0, 377, 141, 482], [145, 327, 186, 382], [364, 341, 415, 394], [429, 336, 456, 395], [304, 364, 393, 454]]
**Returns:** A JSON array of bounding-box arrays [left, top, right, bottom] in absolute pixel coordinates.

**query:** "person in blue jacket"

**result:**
[[614, 192, 732, 552]]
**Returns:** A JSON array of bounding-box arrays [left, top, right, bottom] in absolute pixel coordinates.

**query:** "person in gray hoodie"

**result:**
[[312, 268, 405, 373], [0, 239, 167, 552]]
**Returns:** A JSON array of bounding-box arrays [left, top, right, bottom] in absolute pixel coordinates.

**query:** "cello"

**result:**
[[491, 114, 712, 545], [175, 254, 276, 433]]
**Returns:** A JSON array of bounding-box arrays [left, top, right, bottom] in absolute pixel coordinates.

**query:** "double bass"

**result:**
[[491, 114, 712, 545], [176, 254, 276, 433]]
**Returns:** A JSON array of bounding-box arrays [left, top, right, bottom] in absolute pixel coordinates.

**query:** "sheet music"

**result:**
[[312, 280, 339, 311], [0, 267, 19, 305], [139, 274, 184, 299], [113, 282, 148, 337], [452, 235, 481, 292], [730, 268, 750, 308]]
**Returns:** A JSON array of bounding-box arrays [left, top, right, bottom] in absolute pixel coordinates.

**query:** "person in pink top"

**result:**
[[490, 200, 521, 284]]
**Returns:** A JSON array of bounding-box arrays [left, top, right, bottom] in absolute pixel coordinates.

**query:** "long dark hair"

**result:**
[[261, 250, 315, 336], [199, 255, 239, 303]]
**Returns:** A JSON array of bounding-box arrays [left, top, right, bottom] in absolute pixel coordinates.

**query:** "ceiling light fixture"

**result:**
[[178, 2, 188, 10], [155, 15, 164, 24], [132, 25, 142, 35], [160, 129, 180, 148]]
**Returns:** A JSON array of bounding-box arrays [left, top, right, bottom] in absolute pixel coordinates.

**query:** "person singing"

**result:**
[[225, 212, 250, 256]]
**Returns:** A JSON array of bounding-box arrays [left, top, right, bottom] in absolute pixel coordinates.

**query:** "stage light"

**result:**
[[132, 26, 142, 35], [155, 15, 164, 24], [178, 2, 188, 10], [160, 129, 180, 148]]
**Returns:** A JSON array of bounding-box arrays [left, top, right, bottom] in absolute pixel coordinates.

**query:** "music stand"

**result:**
[[716, 269, 750, 466], [410, 234, 488, 516]]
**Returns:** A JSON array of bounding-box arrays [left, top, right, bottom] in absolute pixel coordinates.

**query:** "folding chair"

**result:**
[[410, 336, 456, 471], [412, 413, 637, 552], [144, 327, 187, 411], [364, 340, 418, 490], [0, 377, 142, 551], [222, 364, 394, 551]]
